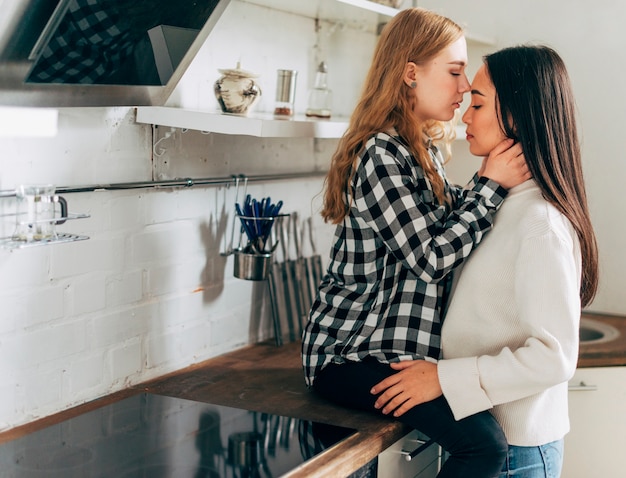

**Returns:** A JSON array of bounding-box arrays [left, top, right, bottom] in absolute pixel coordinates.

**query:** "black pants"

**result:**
[[314, 359, 507, 478]]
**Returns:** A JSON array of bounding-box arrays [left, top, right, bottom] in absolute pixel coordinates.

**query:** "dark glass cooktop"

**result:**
[[0, 392, 356, 477]]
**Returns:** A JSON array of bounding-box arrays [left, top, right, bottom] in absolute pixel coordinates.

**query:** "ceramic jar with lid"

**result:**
[[214, 62, 261, 115]]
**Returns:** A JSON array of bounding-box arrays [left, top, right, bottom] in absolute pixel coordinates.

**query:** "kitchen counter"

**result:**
[[578, 312, 626, 367], [0, 340, 409, 478], [1, 312, 623, 477], [135, 340, 409, 477]]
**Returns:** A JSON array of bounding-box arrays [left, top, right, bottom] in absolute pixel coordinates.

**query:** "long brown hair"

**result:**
[[485, 45, 599, 306], [321, 8, 463, 224]]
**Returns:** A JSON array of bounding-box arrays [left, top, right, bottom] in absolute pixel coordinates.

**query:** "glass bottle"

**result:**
[[305, 61, 332, 119]]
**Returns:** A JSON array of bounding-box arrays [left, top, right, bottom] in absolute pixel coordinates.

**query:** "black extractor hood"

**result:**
[[0, 0, 231, 107]]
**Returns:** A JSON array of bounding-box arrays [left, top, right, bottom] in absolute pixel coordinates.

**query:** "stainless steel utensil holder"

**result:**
[[233, 249, 273, 281]]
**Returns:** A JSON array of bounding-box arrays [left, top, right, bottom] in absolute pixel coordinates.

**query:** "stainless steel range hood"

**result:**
[[0, 0, 231, 107]]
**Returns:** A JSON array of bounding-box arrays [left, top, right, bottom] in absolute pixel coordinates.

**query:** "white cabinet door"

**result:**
[[378, 430, 441, 478], [563, 366, 626, 477]]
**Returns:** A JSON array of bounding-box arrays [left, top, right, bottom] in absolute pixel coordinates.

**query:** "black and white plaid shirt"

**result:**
[[302, 130, 507, 386]]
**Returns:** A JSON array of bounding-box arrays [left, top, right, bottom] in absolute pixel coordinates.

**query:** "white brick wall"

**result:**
[[0, 0, 364, 430]]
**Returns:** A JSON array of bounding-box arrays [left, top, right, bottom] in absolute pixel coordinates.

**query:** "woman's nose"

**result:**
[[462, 107, 471, 124], [460, 74, 471, 93]]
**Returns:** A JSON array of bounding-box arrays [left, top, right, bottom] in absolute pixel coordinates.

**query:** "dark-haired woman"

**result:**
[[371, 45, 599, 478]]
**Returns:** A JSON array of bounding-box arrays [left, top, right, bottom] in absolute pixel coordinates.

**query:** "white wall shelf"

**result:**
[[335, 0, 399, 17], [135, 107, 349, 138], [242, 0, 496, 45], [136, 107, 467, 141]]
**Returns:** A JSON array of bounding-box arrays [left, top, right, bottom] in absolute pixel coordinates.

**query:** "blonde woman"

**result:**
[[301, 8, 530, 478]]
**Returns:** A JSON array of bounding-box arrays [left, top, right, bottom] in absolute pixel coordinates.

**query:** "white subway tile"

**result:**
[[50, 238, 114, 278], [90, 308, 150, 349], [69, 353, 105, 395], [145, 329, 177, 370], [3, 320, 86, 371], [109, 340, 142, 383], [105, 269, 142, 308], [22, 368, 62, 414], [21, 284, 66, 327], [0, 380, 15, 431], [68, 273, 106, 316], [109, 193, 145, 231], [0, 247, 51, 290]]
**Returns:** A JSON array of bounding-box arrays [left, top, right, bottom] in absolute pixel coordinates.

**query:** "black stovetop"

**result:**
[[0, 392, 356, 477]]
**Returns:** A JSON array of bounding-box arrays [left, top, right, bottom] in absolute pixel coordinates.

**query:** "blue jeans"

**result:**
[[499, 439, 564, 478]]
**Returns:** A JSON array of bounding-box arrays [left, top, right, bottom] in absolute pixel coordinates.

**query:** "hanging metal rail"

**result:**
[[0, 171, 326, 198]]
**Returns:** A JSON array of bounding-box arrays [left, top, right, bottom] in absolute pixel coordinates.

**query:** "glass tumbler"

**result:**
[[13, 184, 67, 241]]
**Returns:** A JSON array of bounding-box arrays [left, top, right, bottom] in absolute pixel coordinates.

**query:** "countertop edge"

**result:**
[[577, 312, 626, 367]]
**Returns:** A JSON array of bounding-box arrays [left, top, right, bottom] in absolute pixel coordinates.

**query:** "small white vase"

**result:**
[[214, 62, 261, 115]]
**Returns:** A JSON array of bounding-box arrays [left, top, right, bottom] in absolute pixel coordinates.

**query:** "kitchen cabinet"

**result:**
[[378, 430, 442, 478], [562, 366, 626, 477]]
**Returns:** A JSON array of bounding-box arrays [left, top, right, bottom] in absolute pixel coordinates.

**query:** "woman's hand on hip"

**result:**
[[481, 138, 532, 189], [370, 360, 442, 417]]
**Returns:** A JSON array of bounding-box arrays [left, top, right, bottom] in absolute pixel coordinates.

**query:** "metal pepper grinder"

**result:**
[[274, 69, 297, 117]]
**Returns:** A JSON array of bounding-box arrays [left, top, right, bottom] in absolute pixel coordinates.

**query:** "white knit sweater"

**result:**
[[437, 180, 582, 446]]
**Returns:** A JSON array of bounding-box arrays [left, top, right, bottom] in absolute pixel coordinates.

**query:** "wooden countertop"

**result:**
[[0, 340, 409, 477], [578, 312, 626, 367], [136, 340, 409, 478], [1, 312, 623, 476]]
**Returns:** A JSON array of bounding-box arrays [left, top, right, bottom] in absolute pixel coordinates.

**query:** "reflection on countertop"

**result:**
[[578, 312, 626, 367], [0, 392, 357, 478], [0, 341, 407, 478]]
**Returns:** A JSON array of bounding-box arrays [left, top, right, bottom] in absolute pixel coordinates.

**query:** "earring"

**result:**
[[410, 81, 417, 89]]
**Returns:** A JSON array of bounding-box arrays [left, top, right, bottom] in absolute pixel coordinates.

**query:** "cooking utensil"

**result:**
[[258, 222, 285, 347], [290, 212, 309, 335], [269, 263, 286, 345], [221, 175, 246, 257], [233, 249, 272, 281], [267, 267, 283, 347], [267, 222, 288, 346], [236, 195, 282, 254], [278, 215, 299, 341]]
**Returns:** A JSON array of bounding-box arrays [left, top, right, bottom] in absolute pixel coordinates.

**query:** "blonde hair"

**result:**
[[321, 8, 463, 224]]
